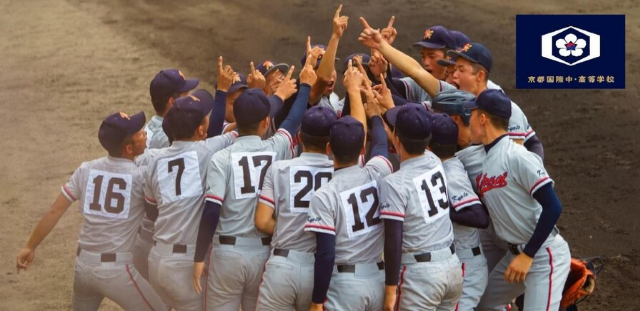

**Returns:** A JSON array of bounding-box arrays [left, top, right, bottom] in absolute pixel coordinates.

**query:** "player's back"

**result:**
[[63, 156, 146, 254], [381, 151, 454, 253], [145, 115, 169, 149], [145, 133, 235, 245], [306, 156, 393, 264], [442, 157, 481, 250], [208, 130, 294, 238], [268, 154, 333, 252]]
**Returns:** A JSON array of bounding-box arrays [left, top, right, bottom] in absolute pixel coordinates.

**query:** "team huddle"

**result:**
[[16, 5, 573, 311]]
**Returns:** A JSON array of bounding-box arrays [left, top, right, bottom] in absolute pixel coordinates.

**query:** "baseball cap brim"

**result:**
[[383, 106, 403, 127], [462, 100, 479, 110], [264, 63, 290, 77], [178, 78, 200, 93], [413, 41, 446, 49], [228, 83, 248, 94], [447, 50, 480, 65], [128, 111, 147, 134], [191, 89, 215, 115], [437, 59, 456, 67]]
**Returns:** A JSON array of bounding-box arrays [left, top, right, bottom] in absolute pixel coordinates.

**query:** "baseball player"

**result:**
[[462, 89, 570, 310], [16, 111, 167, 311], [191, 54, 317, 311], [378, 104, 462, 311], [147, 69, 200, 149], [428, 112, 490, 310], [253, 106, 338, 311], [357, 19, 545, 160], [304, 96, 393, 311], [132, 60, 236, 283], [143, 81, 237, 310]]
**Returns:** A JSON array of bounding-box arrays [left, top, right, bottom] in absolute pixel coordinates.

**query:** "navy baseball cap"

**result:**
[[301, 44, 340, 69], [385, 103, 432, 140], [301, 106, 338, 136], [413, 26, 456, 50], [233, 88, 271, 125], [228, 73, 249, 94], [98, 111, 146, 152], [329, 116, 364, 156], [150, 69, 199, 104], [437, 30, 472, 67], [342, 53, 370, 73], [463, 89, 511, 119], [429, 113, 459, 145], [256, 61, 289, 78], [450, 30, 471, 49], [447, 42, 493, 72], [162, 90, 214, 137]]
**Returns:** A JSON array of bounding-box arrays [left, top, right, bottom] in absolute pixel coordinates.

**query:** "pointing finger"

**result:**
[[380, 74, 387, 90], [387, 16, 395, 28], [306, 36, 312, 52], [250, 61, 255, 74], [334, 4, 342, 18], [359, 17, 371, 29], [218, 56, 223, 73], [286, 65, 295, 80]]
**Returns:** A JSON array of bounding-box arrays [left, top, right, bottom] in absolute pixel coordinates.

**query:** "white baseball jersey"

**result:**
[[442, 157, 482, 250], [145, 115, 169, 149], [476, 136, 554, 244], [455, 144, 485, 194], [399, 77, 457, 109], [317, 93, 344, 117], [304, 156, 393, 264], [62, 156, 146, 254], [487, 80, 503, 92], [206, 129, 295, 238], [509, 101, 535, 142], [143, 133, 236, 245], [259, 152, 334, 252], [379, 151, 454, 253]]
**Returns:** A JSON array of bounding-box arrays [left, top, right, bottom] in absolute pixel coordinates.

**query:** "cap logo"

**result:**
[[461, 43, 472, 52], [178, 70, 186, 79], [446, 55, 452, 60], [262, 61, 274, 70], [423, 29, 434, 40], [233, 75, 241, 83], [119, 112, 130, 120]]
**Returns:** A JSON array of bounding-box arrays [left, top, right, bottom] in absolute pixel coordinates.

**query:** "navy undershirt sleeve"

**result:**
[[390, 78, 408, 99], [274, 80, 301, 129], [194, 201, 221, 262], [524, 183, 562, 257], [279, 83, 311, 135], [384, 66, 402, 97], [370, 115, 389, 159], [384, 219, 403, 286], [449, 203, 490, 229], [312, 233, 336, 304], [524, 135, 545, 161], [267, 95, 284, 118], [144, 202, 158, 222], [208, 90, 227, 138]]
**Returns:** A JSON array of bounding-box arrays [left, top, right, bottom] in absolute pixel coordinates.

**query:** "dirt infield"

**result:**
[[1, 0, 637, 310]]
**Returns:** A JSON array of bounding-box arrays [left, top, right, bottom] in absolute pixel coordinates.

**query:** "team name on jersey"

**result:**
[[476, 172, 508, 198]]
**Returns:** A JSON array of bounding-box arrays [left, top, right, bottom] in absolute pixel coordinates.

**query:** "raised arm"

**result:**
[[358, 17, 441, 97], [343, 60, 367, 133]]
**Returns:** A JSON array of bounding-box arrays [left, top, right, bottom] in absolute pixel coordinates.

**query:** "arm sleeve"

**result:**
[[384, 219, 403, 285], [311, 233, 336, 304], [341, 91, 351, 117], [524, 183, 562, 257], [385, 66, 402, 97], [194, 201, 221, 262], [207, 90, 227, 138], [304, 192, 336, 235], [369, 116, 388, 159], [206, 155, 227, 206], [203, 132, 238, 153], [61, 166, 82, 202], [524, 134, 544, 161], [449, 203, 490, 229], [279, 83, 311, 135], [390, 78, 409, 99], [379, 178, 406, 222], [144, 201, 158, 222], [258, 165, 276, 209]]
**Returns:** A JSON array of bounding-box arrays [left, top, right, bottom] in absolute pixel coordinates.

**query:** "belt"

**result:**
[[153, 241, 187, 254], [456, 246, 482, 260], [219, 235, 271, 246], [274, 248, 290, 257], [508, 243, 523, 255], [337, 262, 385, 273], [76, 248, 127, 263], [415, 244, 455, 262]]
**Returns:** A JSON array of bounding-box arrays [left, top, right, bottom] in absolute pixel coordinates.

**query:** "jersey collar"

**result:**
[[400, 154, 428, 169], [333, 164, 360, 177], [234, 135, 262, 145], [484, 134, 508, 154], [300, 152, 330, 160]]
